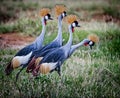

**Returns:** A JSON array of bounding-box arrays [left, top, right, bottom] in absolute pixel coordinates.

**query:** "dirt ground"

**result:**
[[0, 33, 35, 49]]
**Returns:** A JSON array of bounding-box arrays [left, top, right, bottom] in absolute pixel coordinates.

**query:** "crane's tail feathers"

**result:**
[[5, 62, 13, 75], [35, 57, 43, 65], [26, 57, 43, 73], [26, 57, 36, 73], [32, 62, 58, 76]]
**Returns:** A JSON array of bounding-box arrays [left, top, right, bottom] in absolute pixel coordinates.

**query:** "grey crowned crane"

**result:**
[[68, 34, 99, 57], [32, 15, 80, 76], [26, 5, 67, 73], [5, 8, 53, 76]]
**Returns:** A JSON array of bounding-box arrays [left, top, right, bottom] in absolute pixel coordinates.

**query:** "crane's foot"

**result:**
[[56, 66, 61, 76], [57, 71, 61, 76]]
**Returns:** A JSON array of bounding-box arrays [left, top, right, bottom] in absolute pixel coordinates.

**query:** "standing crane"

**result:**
[[26, 5, 67, 73], [32, 15, 80, 76], [5, 8, 53, 76]]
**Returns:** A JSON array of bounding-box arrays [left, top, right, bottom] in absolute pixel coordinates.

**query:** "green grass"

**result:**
[[0, 0, 120, 97], [0, 21, 120, 97], [0, 0, 39, 23]]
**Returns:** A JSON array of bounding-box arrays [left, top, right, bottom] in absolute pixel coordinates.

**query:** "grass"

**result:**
[[0, 0, 120, 97], [0, 21, 120, 97], [0, 0, 39, 23]]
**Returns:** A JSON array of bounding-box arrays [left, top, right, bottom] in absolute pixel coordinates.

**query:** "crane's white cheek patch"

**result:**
[[40, 64, 50, 74], [12, 58, 20, 69], [72, 23, 76, 27], [89, 41, 93, 45], [35, 57, 43, 66]]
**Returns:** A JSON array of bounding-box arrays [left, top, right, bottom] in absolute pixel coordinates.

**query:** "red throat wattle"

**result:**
[[84, 42, 88, 46], [44, 20, 47, 25], [72, 27, 74, 33]]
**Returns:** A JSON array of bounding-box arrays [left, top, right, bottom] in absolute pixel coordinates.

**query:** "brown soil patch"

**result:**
[[0, 33, 35, 49], [92, 13, 120, 24]]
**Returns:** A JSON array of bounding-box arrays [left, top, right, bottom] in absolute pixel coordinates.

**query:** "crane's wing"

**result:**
[[33, 48, 58, 58], [15, 44, 36, 56], [26, 48, 59, 73], [40, 49, 65, 64], [36, 41, 60, 54]]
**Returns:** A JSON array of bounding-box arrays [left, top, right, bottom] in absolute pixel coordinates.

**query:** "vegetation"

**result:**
[[0, 0, 120, 98]]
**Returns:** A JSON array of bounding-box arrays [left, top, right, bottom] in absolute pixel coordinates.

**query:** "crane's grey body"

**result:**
[[35, 25, 73, 74]]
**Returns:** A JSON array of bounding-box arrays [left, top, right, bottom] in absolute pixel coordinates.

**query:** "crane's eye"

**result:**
[[62, 11, 67, 17], [45, 14, 52, 20], [72, 21, 80, 27], [89, 41, 94, 46], [46, 14, 53, 20]]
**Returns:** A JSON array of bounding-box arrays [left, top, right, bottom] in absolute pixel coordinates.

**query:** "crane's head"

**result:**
[[84, 34, 99, 49], [66, 15, 80, 32], [55, 5, 67, 20], [40, 8, 53, 25]]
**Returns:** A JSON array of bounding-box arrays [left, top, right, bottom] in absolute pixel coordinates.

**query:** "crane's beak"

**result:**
[[77, 24, 80, 27], [49, 17, 53, 20], [65, 13, 67, 17]]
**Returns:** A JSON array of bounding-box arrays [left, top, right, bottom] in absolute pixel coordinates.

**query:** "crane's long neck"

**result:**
[[54, 16, 62, 45], [34, 18, 46, 49], [63, 25, 73, 56], [69, 39, 87, 57]]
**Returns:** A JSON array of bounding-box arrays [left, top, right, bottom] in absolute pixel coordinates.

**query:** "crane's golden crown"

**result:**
[[66, 15, 77, 24], [55, 5, 66, 16], [39, 8, 50, 17], [88, 34, 99, 43]]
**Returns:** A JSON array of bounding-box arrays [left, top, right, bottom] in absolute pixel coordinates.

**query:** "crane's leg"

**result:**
[[54, 66, 61, 76], [57, 62, 62, 76], [15, 66, 26, 82], [50, 67, 61, 76], [57, 66, 61, 76]]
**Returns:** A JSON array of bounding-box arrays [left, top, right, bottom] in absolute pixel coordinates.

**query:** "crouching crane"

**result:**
[[26, 5, 67, 73], [5, 8, 53, 77], [68, 34, 99, 57]]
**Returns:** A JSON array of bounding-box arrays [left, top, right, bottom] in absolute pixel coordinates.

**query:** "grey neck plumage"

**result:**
[[63, 25, 73, 57], [69, 39, 88, 57], [53, 15, 62, 46], [33, 18, 46, 49]]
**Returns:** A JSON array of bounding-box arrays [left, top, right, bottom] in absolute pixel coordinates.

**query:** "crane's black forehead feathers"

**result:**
[[74, 21, 78, 25]]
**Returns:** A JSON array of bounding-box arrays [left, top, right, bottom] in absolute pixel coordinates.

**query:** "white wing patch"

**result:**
[[40, 62, 58, 74], [44, 62, 58, 70], [14, 51, 32, 65]]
